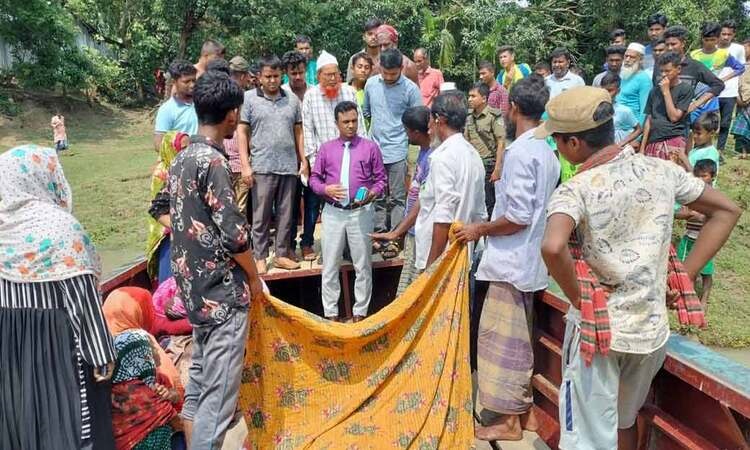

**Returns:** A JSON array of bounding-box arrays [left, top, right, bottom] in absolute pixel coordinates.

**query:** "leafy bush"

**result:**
[[82, 48, 133, 104], [0, 91, 20, 117]]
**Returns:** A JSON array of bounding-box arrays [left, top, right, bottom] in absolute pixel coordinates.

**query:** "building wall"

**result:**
[[0, 22, 111, 70]]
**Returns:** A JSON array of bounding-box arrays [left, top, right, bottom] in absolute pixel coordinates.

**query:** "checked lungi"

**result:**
[[477, 281, 536, 415]]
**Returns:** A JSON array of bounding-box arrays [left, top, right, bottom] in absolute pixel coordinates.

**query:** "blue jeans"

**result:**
[[157, 238, 172, 284], [301, 185, 321, 248]]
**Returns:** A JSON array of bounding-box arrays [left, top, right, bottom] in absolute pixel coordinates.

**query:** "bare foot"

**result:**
[[475, 414, 523, 441], [521, 409, 539, 431]]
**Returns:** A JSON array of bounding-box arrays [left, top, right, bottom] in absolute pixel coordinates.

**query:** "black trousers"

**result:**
[[718, 97, 736, 151]]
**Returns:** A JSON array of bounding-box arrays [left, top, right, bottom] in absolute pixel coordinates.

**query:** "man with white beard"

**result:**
[[616, 43, 653, 124], [300, 51, 366, 262]]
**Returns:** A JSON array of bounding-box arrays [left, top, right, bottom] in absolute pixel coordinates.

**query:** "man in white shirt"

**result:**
[[545, 47, 585, 99], [455, 75, 559, 442], [415, 91, 486, 270], [718, 19, 746, 151]]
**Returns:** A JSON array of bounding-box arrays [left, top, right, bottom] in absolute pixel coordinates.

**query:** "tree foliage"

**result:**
[[0, 0, 93, 91], [0, 0, 747, 103], [420, 0, 746, 89]]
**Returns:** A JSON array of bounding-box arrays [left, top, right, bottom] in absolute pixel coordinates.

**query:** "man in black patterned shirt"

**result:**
[[168, 69, 264, 450]]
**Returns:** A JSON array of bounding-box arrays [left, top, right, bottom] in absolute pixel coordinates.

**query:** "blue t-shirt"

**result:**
[[616, 71, 652, 124], [614, 103, 639, 143], [363, 75, 423, 164], [154, 97, 199, 135]]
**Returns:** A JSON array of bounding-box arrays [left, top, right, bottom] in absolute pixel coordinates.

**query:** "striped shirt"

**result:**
[[0, 274, 116, 440], [302, 84, 365, 167]]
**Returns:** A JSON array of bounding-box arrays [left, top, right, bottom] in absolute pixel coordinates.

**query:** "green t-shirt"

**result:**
[[544, 134, 578, 182], [689, 145, 720, 171]]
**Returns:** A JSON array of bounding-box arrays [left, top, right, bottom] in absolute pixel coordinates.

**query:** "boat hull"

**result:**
[[102, 260, 750, 449]]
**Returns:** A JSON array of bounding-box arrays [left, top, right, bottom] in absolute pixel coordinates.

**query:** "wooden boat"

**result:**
[[102, 258, 750, 449]]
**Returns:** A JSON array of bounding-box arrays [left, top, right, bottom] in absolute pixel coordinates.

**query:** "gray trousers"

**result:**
[[374, 159, 407, 233], [251, 173, 296, 259], [182, 310, 249, 450], [321, 203, 374, 317]]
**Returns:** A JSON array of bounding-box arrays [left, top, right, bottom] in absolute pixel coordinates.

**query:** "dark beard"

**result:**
[[506, 119, 517, 141]]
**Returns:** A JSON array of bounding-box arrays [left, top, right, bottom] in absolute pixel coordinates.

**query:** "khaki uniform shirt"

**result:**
[[464, 106, 505, 161]]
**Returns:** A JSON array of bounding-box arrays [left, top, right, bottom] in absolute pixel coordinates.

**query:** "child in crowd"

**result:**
[[642, 51, 693, 170], [539, 86, 740, 450], [534, 61, 551, 78], [676, 159, 718, 308], [349, 52, 374, 131], [600, 72, 642, 147], [731, 37, 750, 159], [465, 81, 506, 215], [689, 112, 721, 175], [689, 22, 745, 125]]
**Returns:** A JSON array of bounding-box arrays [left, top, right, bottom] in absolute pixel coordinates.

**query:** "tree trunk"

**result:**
[[177, 6, 196, 59], [178, 27, 191, 59]]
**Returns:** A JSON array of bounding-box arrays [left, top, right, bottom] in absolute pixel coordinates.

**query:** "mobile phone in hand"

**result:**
[[354, 187, 369, 202]]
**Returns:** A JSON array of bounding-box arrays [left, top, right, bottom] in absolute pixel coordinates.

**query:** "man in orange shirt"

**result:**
[[414, 48, 444, 107]]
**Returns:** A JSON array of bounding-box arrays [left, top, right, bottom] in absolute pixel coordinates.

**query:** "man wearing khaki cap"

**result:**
[[539, 86, 740, 450], [224, 56, 253, 215], [229, 56, 252, 89]]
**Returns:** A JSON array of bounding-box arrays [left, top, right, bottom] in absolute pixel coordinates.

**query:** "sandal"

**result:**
[[380, 241, 400, 259]]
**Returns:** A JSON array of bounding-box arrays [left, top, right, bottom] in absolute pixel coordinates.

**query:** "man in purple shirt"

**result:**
[[310, 101, 387, 322]]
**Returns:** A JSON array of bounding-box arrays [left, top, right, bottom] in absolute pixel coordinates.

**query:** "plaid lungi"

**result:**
[[731, 108, 750, 141], [396, 234, 418, 296], [477, 281, 535, 415], [644, 136, 686, 162]]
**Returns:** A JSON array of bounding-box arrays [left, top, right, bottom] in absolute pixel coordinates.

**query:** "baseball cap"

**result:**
[[534, 86, 613, 139], [229, 56, 250, 72]]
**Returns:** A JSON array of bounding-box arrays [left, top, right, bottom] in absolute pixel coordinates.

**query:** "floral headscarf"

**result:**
[[0, 145, 100, 282], [104, 287, 181, 389]]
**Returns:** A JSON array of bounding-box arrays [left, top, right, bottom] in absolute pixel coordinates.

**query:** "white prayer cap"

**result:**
[[627, 42, 646, 56], [440, 82, 457, 92], [316, 50, 338, 71]]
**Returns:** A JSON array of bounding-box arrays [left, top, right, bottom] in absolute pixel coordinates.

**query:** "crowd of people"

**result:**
[[2, 11, 746, 450]]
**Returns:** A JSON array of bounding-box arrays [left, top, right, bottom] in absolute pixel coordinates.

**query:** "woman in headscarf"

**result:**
[[146, 132, 189, 283], [151, 276, 192, 337], [104, 287, 183, 450], [0, 145, 117, 450]]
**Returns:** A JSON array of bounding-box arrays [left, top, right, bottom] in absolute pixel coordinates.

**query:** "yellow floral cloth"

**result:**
[[239, 233, 475, 449], [146, 131, 180, 278]]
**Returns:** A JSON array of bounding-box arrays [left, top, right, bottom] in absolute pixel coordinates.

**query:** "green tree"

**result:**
[[0, 0, 92, 91]]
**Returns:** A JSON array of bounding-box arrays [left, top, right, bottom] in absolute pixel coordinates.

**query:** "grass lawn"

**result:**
[[0, 95, 155, 272], [1, 95, 749, 348], [691, 158, 750, 347]]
